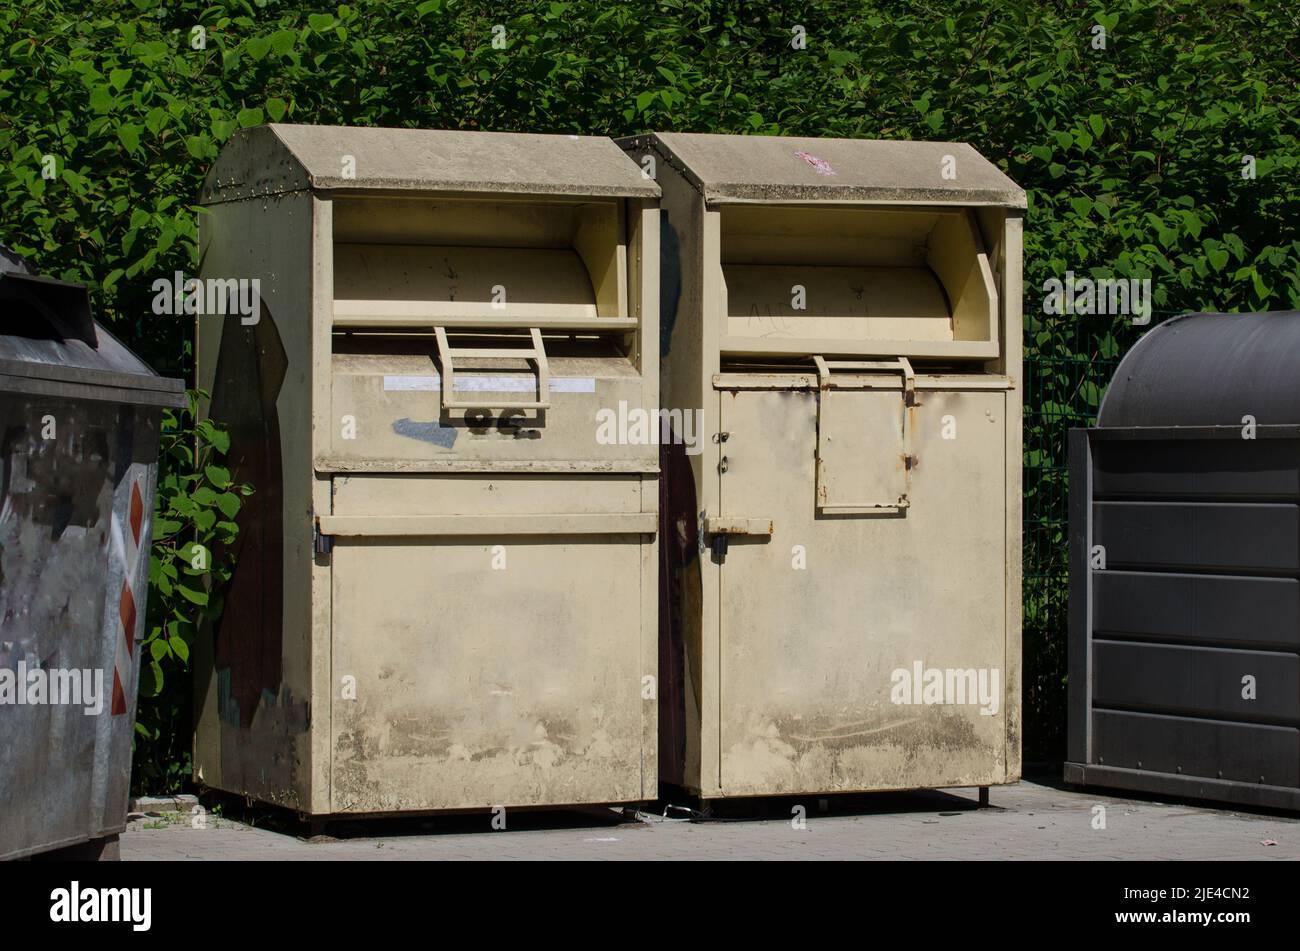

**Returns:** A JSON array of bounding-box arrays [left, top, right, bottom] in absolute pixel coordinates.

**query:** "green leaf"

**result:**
[[216, 492, 241, 519], [236, 107, 264, 128], [152, 518, 183, 537], [117, 123, 142, 154], [270, 29, 297, 55], [211, 117, 237, 141], [196, 420, 230, 453], [89, 84, 114, 112], [177, 584, 209, 606], [1252, 268, 1270, 299]]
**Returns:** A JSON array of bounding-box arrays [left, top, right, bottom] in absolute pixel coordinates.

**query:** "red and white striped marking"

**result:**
[[110, 475, 146, 716]]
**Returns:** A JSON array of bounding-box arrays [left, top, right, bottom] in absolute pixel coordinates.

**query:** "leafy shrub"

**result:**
[[135, 391, 249, 794], [2, 1, 1298, 775]]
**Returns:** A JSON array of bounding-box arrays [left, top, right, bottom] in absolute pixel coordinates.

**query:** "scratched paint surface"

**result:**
[[0, 396, 154, 857]]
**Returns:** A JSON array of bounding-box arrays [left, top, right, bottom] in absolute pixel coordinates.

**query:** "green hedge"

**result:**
[[2, 0, 1298, 783]]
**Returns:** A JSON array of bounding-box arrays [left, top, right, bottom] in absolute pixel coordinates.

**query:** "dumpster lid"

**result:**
[[1098, 311, 1300, 428], [201, 124, 661, 203], [620, 132, 1025, 207], [0, 268, 186, 407]]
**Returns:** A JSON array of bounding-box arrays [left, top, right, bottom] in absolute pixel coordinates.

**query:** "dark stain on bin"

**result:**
[[209, 301, 287, 730]]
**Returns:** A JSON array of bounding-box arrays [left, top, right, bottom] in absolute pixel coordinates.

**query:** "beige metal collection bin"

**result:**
[[620, 133, 1025, 799], [195, 125, 660, 814]]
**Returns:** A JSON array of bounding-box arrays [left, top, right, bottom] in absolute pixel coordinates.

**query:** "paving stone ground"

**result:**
[[120, 778, 1300, 861]]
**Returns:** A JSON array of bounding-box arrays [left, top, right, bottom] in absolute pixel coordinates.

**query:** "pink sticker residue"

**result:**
[[795, 150, 836, 176]]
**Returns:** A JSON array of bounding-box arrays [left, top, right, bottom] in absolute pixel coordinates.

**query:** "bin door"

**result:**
[[715, 383, 1009, 796], [327, 512, 649, 813]]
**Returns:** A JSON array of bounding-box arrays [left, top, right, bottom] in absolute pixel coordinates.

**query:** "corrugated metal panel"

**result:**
[[1093, 571, 1300, 650], [1092, 710, 1300, 787], [1092, 500, 1299, 573]]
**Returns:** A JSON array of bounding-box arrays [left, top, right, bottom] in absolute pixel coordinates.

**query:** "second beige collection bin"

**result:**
[[622, 133, 1025, 799], [195, 126, 660, 814]]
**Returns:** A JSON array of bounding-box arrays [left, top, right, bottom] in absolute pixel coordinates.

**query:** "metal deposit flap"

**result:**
[[813, 357, 914, 514]]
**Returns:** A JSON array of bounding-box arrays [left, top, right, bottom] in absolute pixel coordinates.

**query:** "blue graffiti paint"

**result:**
[[392, 418, 457, 448]]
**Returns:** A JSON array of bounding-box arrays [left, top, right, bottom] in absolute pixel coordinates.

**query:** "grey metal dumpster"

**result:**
[[1067, 310, 1300, 810], [0, 250, 186, 859]]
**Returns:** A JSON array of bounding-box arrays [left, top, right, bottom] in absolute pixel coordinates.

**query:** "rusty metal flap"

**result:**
[[814, 357, 913, 514]]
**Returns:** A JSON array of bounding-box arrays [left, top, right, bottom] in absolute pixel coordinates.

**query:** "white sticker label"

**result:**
[[382, 376, 438, 391], [382, 375, 595, 393]]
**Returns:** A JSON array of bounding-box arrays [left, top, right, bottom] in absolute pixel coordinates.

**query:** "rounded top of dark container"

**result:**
[[1098, 310, 1300, 427]]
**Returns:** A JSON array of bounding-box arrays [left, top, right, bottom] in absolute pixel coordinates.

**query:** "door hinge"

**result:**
[[313, 517, 333, 556]]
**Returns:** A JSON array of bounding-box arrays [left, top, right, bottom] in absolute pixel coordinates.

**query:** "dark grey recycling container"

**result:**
[[0, 250, 185, 859], [1066, 310, 1300, 810]]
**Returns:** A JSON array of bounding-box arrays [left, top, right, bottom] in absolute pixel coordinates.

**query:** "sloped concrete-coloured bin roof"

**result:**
[[620, 131, 1025, 207], [201, 124, 661, 203]]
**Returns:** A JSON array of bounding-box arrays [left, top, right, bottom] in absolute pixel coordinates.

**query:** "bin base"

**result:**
[[1064, 762, 1300, 812], [31, 834, 121, 861]]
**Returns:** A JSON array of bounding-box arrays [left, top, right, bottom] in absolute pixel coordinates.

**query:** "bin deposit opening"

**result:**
[[331, 195, 629, 326], [719, 205, 996, 356]]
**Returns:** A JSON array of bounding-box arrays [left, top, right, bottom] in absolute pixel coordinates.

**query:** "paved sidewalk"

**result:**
[[122, 780, 1300, 861]]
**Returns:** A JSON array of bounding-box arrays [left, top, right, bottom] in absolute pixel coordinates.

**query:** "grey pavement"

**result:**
[[121, 780, 1300, 860]]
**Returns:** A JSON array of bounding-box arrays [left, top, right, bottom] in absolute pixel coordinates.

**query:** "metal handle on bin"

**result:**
[[433, 326, 551, 411], [813, 355, 915, 398]]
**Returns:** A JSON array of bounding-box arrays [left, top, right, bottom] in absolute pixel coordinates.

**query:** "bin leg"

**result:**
[[308, 818, 332, 840], [977, 787, 990, 808]]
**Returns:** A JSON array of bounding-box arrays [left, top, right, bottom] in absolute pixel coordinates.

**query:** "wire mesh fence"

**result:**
[[1020, 310, 1180, 760]]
